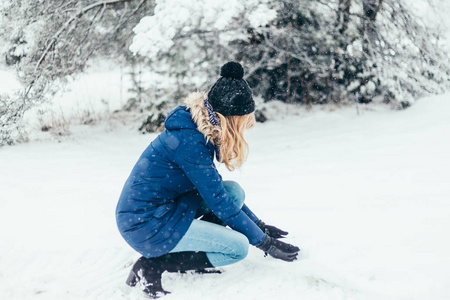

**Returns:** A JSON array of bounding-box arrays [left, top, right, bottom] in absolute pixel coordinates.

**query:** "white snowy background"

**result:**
[[1, 1, 450, 300]]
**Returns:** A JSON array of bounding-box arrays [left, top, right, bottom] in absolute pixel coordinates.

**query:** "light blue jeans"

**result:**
[[169, 181, 249, 267]]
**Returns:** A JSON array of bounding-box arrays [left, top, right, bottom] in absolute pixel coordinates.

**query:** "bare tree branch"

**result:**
[[87, 0, 147, 58], [262, 30, 316, 67], [34, 0, 132, 72]]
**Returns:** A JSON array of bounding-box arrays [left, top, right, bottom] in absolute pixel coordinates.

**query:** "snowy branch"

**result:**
[[34, 0, 133, 73], [88, 0, 147, 57], [262, 30, 316, 67]]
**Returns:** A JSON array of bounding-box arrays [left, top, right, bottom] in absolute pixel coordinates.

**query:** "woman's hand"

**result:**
[[257, 220, 289, 239], [256, 235, 300, 262]]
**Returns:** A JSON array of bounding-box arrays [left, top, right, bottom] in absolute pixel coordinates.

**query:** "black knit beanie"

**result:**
[[207, 62, 255, 116]]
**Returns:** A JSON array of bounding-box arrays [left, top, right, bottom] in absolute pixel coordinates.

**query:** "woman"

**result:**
[[116, 62, 300, 298]]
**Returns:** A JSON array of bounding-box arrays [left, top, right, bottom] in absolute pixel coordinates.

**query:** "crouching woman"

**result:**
[[116, 62, 299, 298]]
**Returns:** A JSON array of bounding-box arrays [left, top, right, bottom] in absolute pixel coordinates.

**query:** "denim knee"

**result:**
[[223, 181, 245, 209], [229, 232, 249, 262]]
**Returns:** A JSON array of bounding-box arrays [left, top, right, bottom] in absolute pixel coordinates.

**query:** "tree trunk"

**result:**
[[337, 0, 351, 34], [362, 0, 383, 54], [286, 34, 291, 103]]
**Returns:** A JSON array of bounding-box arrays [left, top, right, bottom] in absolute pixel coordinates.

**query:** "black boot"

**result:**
[[166, 251, 222, 275], [199, 212, 226, 226], [126, 256, 168, 298], [126, 252, 217, 298]]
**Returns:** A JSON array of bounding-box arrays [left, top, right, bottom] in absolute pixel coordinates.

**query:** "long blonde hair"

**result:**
[[215, 112, 256, 171]]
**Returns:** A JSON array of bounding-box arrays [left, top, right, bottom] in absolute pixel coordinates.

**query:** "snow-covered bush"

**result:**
[[0, 0, 156, 146], [1, 0, 450, 146], [128, 0, 275, 105], [0, 94, 26, 146], [130, 0, 450, 108]]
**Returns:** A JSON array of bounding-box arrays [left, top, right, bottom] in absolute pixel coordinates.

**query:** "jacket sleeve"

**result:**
[[174, 136, 266, 246], [242, 204, 260, 223]]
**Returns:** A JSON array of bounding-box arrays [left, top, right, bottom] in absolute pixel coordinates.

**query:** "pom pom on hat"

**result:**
[[220, 61, 244, 79]]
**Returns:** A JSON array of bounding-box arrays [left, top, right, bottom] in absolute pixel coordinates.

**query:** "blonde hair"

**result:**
[[183, 92, 255, 171], [215, 112, 256, 171]]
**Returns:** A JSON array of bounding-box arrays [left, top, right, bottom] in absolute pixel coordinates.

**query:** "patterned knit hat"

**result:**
[[207, 62, 255, 116]]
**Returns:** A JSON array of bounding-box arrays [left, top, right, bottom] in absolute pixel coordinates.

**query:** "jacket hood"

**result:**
[[164, 106, 197, 130], [165, 91, 220, 145]]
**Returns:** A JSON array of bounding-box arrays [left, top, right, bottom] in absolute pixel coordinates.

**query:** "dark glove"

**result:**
[[256, 235, 300, 262], [257, 220, 289, 239]]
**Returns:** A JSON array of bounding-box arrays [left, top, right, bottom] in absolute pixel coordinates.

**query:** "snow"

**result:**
[[0, 69, 21, 94], [247, 4, 277, 28], [413, 0, 450, 51], [34, 62, 131, 124], [1, 91, 450, 299], [0, 61, 134, 137], [129, 0, 277, 58]]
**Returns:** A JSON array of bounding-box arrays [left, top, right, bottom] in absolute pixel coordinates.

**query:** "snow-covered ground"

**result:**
[[1, 91, 449, 300]]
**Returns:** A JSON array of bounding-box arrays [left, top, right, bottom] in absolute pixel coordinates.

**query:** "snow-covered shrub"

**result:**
[[1, 0, 450, 146], [124, 0, 279, 130], [130, 0, 450, 109], [0, 94, 27, 146], [0, 0, 156, 146], [129, 0, 277, 104]]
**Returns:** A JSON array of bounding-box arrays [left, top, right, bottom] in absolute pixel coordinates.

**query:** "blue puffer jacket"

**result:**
[[116, 94, 265, 258]]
